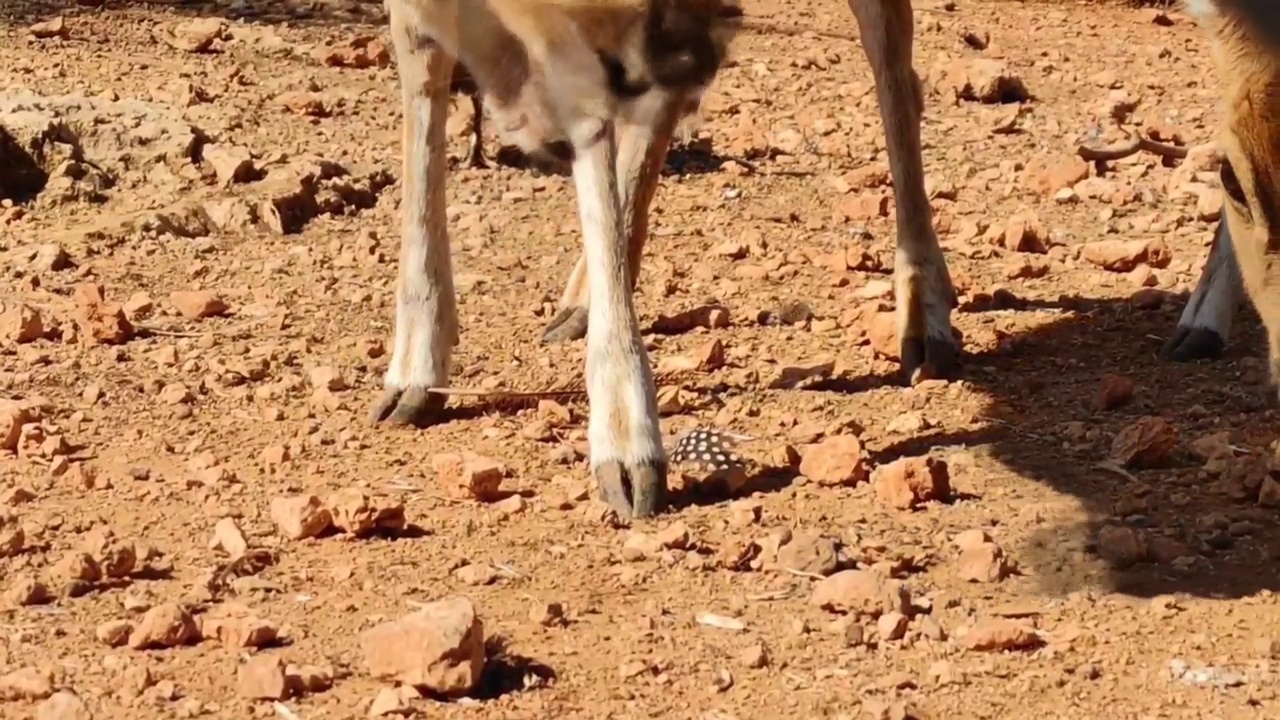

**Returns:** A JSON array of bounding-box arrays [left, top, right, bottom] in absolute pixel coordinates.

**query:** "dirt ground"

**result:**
[[4, 0, 1280, 717]]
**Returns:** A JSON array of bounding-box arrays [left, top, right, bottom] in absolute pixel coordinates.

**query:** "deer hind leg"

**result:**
[[848, 0, 959, 382], [466, 91, 488, 169], [541, 93, 685, 344], [370, 1, 460, 427], [1162, 215, 1242, 361]]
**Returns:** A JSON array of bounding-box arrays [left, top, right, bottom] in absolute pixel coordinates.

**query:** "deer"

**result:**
[[373, 0, 743, 520], [529, 1, 1262, 376], [1183, 0, 1280, 387]]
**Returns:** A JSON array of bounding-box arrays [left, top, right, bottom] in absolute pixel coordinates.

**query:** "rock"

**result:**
[[1, 401, 36, 452], [877, 611, 909, 641], [0, 304, 44, 344], [320, 35, 392, 69], [810, 569, 911, 617], [622, 531, 663, 561], [202, 144, 257, 186], [155, 17, 227, 52], [168, 290, 228, 320], [95, 619, 133, 647], [236, 655, 289, 700], [209, 518, 249, 558], [127, 603, 199, 649], [655, 521, 691, 550], [285, 664, 333, 695], [775, 532, 841, 576], [739, 642, 769, 669], [28, 16, 68, 39], [453, 563, 499, 586], [1111, 416, 1178, 468], [368, 686, 415, 717], [36, 690, 90, 720], [203, 615, 279, 648], [1095, 374, 1134, 411], [0, 511, 24, 556], [957, 542, 1009, 582], [52, 551, 101, 584], [0, 667, 54, 700], [953, 529, 991, 551], [73, 283, 133, 345], [1096, 525, 1147, 568], [327, 488, 405, 536], [799, 435, 870, 486], [873, 456, 951, 509], [529, 601, 565, 627], [361, 595, 486, 696], [309, 366, 346, 391], [1082, 238, 1172, 272], [963, 619, 1041, 651], [271, 495, 333, 540], [432, 452, 505, 501], [7, 577, 51, 605]]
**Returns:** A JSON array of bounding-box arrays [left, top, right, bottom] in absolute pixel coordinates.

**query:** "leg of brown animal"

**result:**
[[370, 2, 460, 426], [542, 94, 684, 344], [564, 99, 670, 519], [1162, 216, 1242, 361], [847, 0, 959, 382], [466, 91, 488, 169]]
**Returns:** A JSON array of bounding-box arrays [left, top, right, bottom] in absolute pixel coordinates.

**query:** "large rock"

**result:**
[[361, 596, 485, 697]]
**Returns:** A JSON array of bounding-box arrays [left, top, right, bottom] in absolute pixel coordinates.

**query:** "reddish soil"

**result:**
[[3, 0, 1280, 718]]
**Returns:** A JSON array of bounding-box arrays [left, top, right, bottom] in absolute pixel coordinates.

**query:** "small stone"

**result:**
[[309, 366, 347, 392], [128, 603, 199, 649], [7, 577, 51, 606], [739, 642, 769, 668], [0, 667, 53, 700], [209, 518, 249, 558], [622, 531, 664, 561], [873, 456, 951, 509], [963, 619, 1041, 651], [285, 664, 333, 695], [168, 290, 228, 320], [95, 619, 134, 647], [432, 452, 505, 501], [655, 521, 691, 550], [530, 601, 565, 627], [236, 655, 289, 700], [799, 435, 870, 486], [810, 569, 911, 617], [0, 512, 24, 557], [0, 304, 44, 344], [203, 144, 258, 186], [203, 615, 279, 649], [361, 595, 486, 696], [953, 529, 991, 550], [877, 611, 909, 641], [1095, 374, 1135, 411], [957, 542, 1009, 582], [453, 563, 499, 586], [271, 495, 333, 540], [1096, 525, 1147, 568], [368, 686, 412, 716], [36, 691, 90, 720], [1111, 416, 1177, 468]]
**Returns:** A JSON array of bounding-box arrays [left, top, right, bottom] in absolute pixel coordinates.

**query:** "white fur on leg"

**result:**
[[571, 123, 664, 470], [383, 11, 459, 397], [1174, 219, 1241, 345]]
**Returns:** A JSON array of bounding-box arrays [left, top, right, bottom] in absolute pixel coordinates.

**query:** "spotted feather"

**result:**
[[669, 427, 754, 471]]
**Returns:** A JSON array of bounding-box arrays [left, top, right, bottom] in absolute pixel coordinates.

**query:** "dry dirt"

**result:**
[[3, 0, 1280, 718]]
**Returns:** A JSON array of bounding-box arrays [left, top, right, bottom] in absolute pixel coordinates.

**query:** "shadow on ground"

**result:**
[[822, 286, 1280, 602], [0, 0, 386, 29]]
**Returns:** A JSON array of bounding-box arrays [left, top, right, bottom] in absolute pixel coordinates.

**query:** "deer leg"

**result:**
[[370, 3, 460, 427], [466, 91, 489, 169], [848, 0, 959, 382], [1162, 215, 1242, 361], [564, 102, 669, 519], [542, 93, 684, 344]]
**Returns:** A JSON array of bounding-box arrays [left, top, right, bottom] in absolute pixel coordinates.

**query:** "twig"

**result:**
[[1077, 133, 1188, 162], [137, 314, 284, 339]]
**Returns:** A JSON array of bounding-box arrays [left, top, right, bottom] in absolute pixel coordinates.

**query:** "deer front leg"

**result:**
[[567, 114, 667, 519], [1162, 215, 1242, 361], [542, 93, 684, 344], [466, 91, 489, 169], [849, 0, 959, 382], [370, 6, 460, 427]]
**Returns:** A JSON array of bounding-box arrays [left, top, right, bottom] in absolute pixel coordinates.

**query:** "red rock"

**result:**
[[73, 283, 134, 345], [1095, 374, 1134, 411], [957, 542, 1009, 582], [168, 290, 228, 320], [271, 495, 333, 540], [799, 435, 870, 487], [0, 304, 43, 344], [128, 603, 199, 649], [1111, 416, 1177, 468], [361, 596, 486, 696], [432, 452, 505, 501], [962, 619, 1041, 651], [809, 570, 911, 617], [873, 456, 951, 509], [236, 655, 289, 700]]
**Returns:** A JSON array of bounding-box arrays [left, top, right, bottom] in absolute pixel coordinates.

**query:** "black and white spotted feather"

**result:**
[[669, 427, 754, 471]]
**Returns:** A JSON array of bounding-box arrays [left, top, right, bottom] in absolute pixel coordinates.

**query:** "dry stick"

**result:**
[[1077, 133, 1188, 162]]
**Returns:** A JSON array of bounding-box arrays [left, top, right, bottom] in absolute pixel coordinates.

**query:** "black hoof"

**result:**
[[368, 386, 447, 428], [1160, 327, 1225, 362], [594, 459, 667, 520], [542, 306, 588, 344]]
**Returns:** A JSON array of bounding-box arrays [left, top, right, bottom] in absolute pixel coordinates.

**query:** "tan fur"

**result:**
[[1191, 0, 1280, 384], [374, 0, 741, 519]]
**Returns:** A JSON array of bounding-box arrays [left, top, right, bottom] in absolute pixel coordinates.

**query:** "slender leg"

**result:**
[[542, 94, 685, 344], [466, 91, 488, 169], [848, 0, 960, 382], [370, 3, 460, 426], [566, 104, 668, 519], [1162, 216, 1242, 361]]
